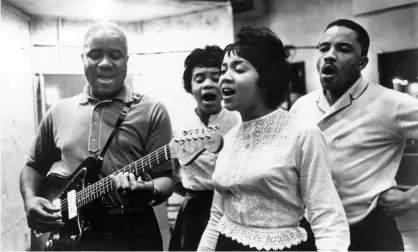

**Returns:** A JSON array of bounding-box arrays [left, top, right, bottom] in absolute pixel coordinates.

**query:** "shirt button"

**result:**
[[95, 108, 100, 112], [91, 138, 96, 142], [93, 122, 98, 126], [333, 180, 338, 185]]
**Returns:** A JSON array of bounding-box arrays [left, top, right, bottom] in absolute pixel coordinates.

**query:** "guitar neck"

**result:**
[[76, 144, 171, 207]]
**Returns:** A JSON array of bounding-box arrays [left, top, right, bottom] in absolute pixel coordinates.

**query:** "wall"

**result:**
[[132, 5, 234, 127], [353, 0, 418, 15], [235, 0, 418, 249], [236, 0, 417, 93], [0, 3, 34, 251], [31, 4, 234, 126]]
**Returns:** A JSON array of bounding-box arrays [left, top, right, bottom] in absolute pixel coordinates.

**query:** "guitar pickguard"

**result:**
[[42, 167, 86, 250]]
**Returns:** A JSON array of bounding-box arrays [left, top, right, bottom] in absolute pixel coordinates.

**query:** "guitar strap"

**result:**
[[96, 93, 143, 161]]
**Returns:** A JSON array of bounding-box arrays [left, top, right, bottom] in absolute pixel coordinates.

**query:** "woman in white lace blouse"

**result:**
[[197, 26, 350, 251]]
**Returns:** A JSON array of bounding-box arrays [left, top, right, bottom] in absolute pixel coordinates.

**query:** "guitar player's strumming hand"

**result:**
[[24, 196, 64, 233]]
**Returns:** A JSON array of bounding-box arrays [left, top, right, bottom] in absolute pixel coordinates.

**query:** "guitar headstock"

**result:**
[[171, 126, 224, 166]]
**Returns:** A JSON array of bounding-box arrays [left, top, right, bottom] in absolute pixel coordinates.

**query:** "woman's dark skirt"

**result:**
[[214, 233, 302, 251], [169, 189, 214, 251]]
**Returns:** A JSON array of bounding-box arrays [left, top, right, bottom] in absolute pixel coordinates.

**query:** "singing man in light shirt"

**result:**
[[291, 19, 418, 251]]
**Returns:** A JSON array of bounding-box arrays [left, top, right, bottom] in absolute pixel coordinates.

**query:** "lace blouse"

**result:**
[[198, 109, 349, 251]]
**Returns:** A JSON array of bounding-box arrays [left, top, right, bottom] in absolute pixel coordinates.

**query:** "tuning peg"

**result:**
[[182, 130, 189, 136], [214, 125, 220, 131]]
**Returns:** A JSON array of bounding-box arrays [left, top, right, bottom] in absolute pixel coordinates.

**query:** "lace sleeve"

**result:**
[[197, 190, 224, 251]]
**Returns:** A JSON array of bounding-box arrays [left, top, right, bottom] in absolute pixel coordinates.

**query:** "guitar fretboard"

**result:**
[[76, 144, 171, 207]]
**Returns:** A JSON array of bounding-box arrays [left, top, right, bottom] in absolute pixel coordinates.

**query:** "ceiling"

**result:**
[[5, 0, 228, 21]]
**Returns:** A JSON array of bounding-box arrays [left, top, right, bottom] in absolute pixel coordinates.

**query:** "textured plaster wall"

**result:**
[[1, 3, 34, 251]]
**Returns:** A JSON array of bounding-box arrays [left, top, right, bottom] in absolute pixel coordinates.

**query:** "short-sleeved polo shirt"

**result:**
[[26, 84, 173, 207]]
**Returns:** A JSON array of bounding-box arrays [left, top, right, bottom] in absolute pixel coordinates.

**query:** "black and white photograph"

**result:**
[[1, 0, 417, 251]]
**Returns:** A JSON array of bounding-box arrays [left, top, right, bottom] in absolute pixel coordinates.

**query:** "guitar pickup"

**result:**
[[67, 190, 77, 219]]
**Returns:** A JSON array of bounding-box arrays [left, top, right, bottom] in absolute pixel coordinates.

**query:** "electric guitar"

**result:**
[[31, 126, 223, 251]]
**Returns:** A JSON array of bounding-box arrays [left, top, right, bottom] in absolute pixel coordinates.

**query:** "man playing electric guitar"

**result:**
[[20, 22, 175, 251]]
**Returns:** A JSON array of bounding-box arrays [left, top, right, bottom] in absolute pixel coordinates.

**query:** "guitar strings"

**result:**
[[60, 137, 201, 208], [59, 144, 171, 209], [77, 145, 170, 206], [59, 136, 208, 209]]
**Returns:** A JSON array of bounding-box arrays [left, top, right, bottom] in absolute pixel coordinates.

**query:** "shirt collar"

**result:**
[[79, 84, 133, 105], [315, 76, 368, 113]]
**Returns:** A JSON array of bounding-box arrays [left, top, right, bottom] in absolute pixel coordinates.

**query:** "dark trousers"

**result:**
[[349, 206, 404, 251], [169, 189, 214, 251], [215, 233, 300, 251], [54, 207, 163, 251], [54, 231, 163, 251]]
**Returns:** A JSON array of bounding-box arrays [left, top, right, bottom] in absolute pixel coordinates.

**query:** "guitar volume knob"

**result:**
[[45, 240, 52, 248]]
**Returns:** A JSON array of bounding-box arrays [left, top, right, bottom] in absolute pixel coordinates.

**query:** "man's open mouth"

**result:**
[[321, 65, 338, 76]]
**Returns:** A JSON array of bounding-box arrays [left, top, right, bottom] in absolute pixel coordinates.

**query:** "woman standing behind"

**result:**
[[169, 45, 240, 251], [198, 26, 349, 251]]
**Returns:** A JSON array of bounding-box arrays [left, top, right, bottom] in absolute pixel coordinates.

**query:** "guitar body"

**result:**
[[31, 157, 100, 251], [29, 127, 224, 251]]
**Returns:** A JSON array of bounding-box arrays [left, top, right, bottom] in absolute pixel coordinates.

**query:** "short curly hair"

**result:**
[[325, 19, 370, 57], [182, 45, 224, 94], [224, 26, 291, 109]]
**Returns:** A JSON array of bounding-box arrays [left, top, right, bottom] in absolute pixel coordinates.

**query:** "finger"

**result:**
[[29, 211, 64, 230], [134, 179, 153, 191], [28, 204, 62, 222], [30, 219, 64, 233], [142, 173, 153, 182], [120, 172, 130, 190], [35, 207, 63, 221], [378, 198, 398, 207], [39, 198, 60, 213], [377, 198, 387, 205], [128, 173, 137, 190], [110, 174, 121, 190]]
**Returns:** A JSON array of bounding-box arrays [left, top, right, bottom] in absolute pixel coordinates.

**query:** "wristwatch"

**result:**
[[147, 188, 159, 206]]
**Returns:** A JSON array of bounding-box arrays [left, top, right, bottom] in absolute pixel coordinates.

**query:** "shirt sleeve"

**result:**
[[146, 102, 174, 174], [197, 190, 224, 251], [296, 125, 350, 251], [396, 92, 418, 139], [25, 109, 61, 176]]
